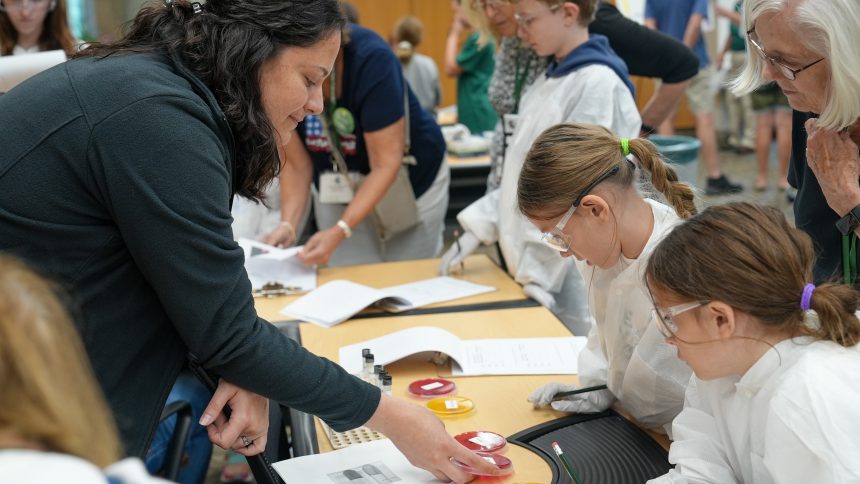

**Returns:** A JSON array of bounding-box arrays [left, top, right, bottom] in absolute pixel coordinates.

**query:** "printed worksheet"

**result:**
[[238, 238, 316, 292], [339, 326, 586, 376], [273, 439, 437, 484]]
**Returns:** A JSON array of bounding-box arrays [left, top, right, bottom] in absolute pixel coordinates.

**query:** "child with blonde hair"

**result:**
[[522, 122, 695, 433], [0, 255, 167, 482]]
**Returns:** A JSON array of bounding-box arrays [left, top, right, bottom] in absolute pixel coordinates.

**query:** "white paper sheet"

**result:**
[[0, 50, 66, 93], [380, 277, 496, 311], [238, 238, 316, 292], [280, 277, 495, 327], [273, 439, 438, 484], [339, 326, 586, 376], [455, 336, 588, 375]]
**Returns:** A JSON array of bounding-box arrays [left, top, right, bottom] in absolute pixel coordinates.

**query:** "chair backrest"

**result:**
[[158, 400, 194, 482]]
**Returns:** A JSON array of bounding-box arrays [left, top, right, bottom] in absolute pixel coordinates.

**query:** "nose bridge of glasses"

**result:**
[[748, 30, 806, 81]]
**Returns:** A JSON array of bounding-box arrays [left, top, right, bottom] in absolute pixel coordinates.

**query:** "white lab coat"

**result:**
[[576, 199, 691, 432], [649, 334, 860, 484], [457, 64, 641, 335], [0, 451, 170, 483]]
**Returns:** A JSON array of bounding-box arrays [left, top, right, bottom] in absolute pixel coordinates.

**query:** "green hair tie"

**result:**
[[620, 138, 630, 156]]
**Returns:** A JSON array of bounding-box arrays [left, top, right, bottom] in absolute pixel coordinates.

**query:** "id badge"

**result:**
[[502, 113, 519, 146], [319, 171, 354, 204], [503, 113, 519, 135]]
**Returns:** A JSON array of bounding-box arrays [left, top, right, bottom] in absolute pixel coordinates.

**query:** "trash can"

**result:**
[[648, 135, 701, 188]]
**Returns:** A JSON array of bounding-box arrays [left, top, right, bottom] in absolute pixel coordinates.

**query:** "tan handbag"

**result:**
[[321, 81, 420, 242]]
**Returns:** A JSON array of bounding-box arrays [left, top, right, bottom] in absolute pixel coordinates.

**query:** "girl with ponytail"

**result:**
[[524, 122, 696, 434], [646, 202, 860, 483]]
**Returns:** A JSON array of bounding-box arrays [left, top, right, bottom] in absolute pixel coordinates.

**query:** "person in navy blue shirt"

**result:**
[[264, 23, 450, 266], [646, 0, 743, 195]]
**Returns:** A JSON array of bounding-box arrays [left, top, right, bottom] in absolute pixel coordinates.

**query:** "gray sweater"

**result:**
[[0, 52, 379, 456]]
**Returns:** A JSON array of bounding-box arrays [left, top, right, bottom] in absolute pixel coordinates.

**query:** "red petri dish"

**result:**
[[451, 452, 513, 476], [407, 378, 456, 398], [454, 431, 507, 453]]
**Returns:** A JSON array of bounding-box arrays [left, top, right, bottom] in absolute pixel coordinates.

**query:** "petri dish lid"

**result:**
[[408, 378, 457, 398], [454, 430, 507, 453], [426, 396, 474, 416], [451, 452, 513, 476]]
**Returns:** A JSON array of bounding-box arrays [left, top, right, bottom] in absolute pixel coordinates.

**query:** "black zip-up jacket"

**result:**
[[0, 52, 379, 456]]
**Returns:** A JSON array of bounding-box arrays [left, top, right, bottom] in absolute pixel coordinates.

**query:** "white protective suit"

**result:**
[[575, 199, 691, 432], [456, 63, 641, 335], [649, 335, 860, 484]]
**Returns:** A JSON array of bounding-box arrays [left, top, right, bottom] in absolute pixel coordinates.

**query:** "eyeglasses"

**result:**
[[0, 0, 51, 11], [514, 3, 561, 29], [746, 27, 825, 81], [653, 301, 706, 338], [540, 165, 621, 252]]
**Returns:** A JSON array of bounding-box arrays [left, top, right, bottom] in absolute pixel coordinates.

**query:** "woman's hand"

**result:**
[[199, 379, 269, 456], [298, 226, 346, 265], [365, 394, 501, 483], [805, 118, 860, 216], [262, 222, 296, 248]]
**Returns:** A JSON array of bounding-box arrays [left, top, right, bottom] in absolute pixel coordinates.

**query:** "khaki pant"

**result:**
[[724, 51, 756, 148]]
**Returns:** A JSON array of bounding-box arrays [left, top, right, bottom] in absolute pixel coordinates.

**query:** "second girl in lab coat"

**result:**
[[646, 202, 860, 483], [439, 0, 641, 335], [524, 123, 695, 433]]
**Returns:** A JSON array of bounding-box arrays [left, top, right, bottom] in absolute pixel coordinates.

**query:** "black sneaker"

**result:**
[[705, 175, 744, 195]]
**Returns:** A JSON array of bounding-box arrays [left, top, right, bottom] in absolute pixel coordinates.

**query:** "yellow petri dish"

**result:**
[[427, 396, 475, 416]]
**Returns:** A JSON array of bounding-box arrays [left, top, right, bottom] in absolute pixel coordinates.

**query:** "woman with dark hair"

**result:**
[[0, 0, 75, 55], [0, 1, 496, 481]]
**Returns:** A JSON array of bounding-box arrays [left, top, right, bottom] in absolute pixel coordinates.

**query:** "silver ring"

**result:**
[[241, 435, 253, 448]]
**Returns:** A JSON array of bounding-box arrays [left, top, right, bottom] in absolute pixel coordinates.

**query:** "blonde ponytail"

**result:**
[[629, 138, 697, 219]]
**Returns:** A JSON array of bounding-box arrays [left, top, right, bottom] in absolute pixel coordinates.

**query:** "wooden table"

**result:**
[[254, 254, 528, 322], [447, 153, 492, 168], [255, 256, 670, 483], [301, 306, 575, 483]]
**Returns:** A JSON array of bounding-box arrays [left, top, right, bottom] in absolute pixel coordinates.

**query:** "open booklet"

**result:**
[[280, 277, 496, 327], [339, 326, 587, 376], [238, 238, 316, 293]]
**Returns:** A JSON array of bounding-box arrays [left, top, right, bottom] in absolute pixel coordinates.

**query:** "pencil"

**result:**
[[452, 228, 465, 272], [552, 441, 582, 484], [552, 384, 608, 400]]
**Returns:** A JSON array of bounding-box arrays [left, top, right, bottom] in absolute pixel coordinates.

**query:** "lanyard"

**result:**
[[328, 61, 337, 109], [324, 62, 341, 160], [843, 233, 857, 285], [511, 48, 531, 115]]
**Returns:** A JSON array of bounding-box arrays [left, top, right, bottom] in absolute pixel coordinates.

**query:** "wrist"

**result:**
[[837, 190, 860, 217], [279, 220, 296, 242], [335, 219, 352, 239], [835, 202, 860, 236]]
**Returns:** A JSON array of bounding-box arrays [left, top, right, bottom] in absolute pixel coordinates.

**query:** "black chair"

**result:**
[[158, 400, 194, 482]]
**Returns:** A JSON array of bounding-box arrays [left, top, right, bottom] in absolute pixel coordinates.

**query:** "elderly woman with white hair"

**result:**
[[732, 0, 860, 285]]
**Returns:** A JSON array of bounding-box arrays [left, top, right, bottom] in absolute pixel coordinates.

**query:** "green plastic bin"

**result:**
[[649, 135, 701, 187]]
